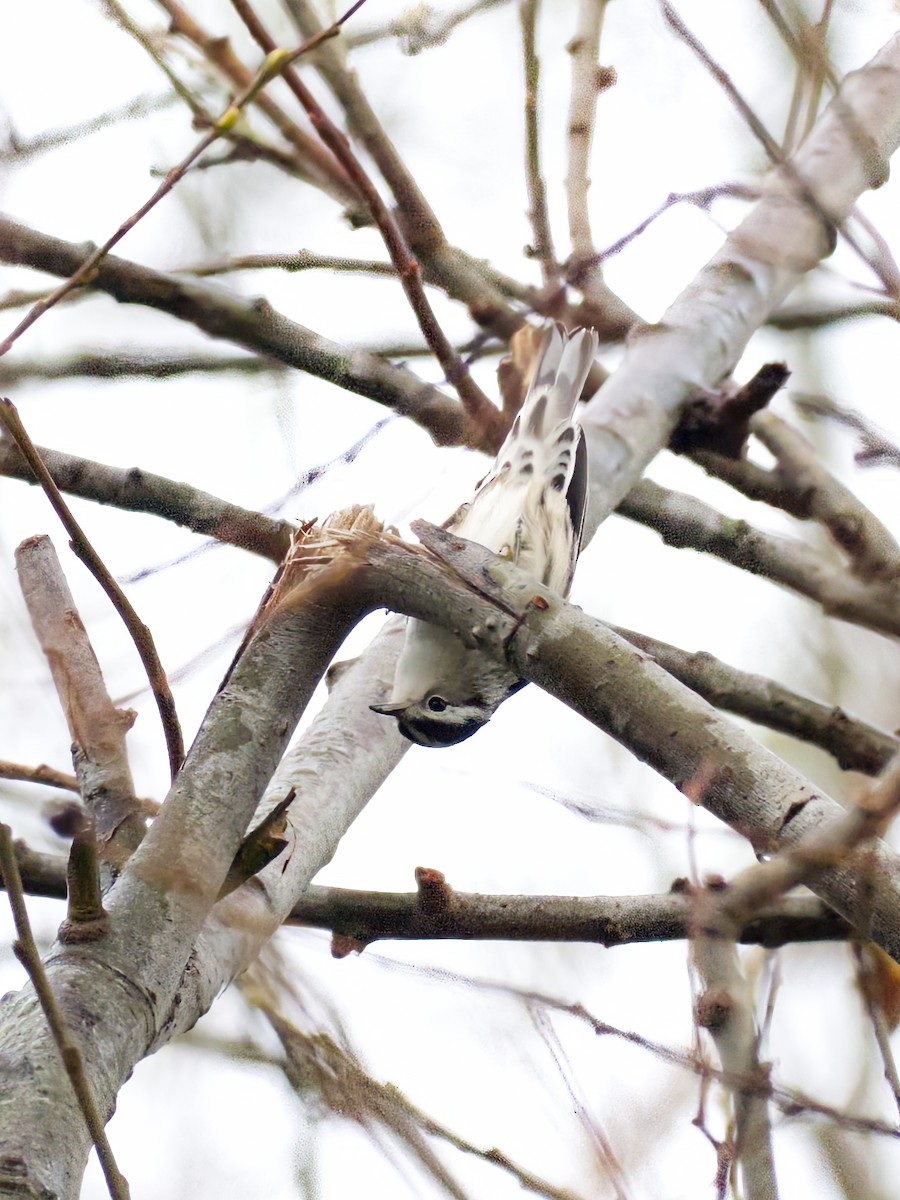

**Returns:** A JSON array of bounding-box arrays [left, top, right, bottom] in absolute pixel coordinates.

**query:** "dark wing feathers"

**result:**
[[564, 427, 588, 592]]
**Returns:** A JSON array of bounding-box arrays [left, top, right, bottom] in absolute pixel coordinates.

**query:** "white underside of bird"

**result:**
[[372, 322, 599, 747]]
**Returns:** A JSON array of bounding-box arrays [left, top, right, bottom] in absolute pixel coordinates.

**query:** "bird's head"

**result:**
[[369, 693, 494, 748]]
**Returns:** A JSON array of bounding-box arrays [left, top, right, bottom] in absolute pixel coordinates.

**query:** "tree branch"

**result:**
[[0, 216, 473, 448], [577, 30, 900, 541], [618, 477, 900, 640], [14, 536, 145, 856]]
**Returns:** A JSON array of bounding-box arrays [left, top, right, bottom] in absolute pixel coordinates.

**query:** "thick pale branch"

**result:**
[[579, 31, 900, 538], [0, 514, 378, 1197]]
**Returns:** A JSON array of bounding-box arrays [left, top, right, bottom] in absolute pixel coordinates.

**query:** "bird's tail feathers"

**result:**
[[523, 324, 598, 432]]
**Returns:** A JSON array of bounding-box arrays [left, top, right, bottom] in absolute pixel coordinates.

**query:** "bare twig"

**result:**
[[592, 181, 760, 268], [751, 410, 900, 580], [286, 882, 848, 947], [757, 0, 840, 170], [565, 0, 613, 294], [372, 956, 900, 1138], [183, 250, 397, 278], [1, 405, 184, 780], [0, 759, 82, 794], [793, 391, 900, 469], [345, 0, 512, 52], [531, 1008, 633, 1200], [0, 824, 130, 1200], [150, 0, 362, 211], [0, 8, 361, 360], [0, 216, 473, 448], [255, 1003, 584, 1200], [1, 90, 178, 162], [520, 0, 560, 288], [693, 411, 900, 582], [229, 0, 504, 444], [0, 436, 294, 562], [768, 297, 900, 330], [0, 349, 285, 384], [661, 0, 900, 295]]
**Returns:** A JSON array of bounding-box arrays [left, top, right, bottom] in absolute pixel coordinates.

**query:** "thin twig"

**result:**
[[520, 0, 560, 288], [0, 435, 294, 562], [0, 350, 286, 384], [751, 410, 900, 581], [793, 391, 900, 469], [0, 90, 179, 162], [255, 1003, 584, 1200], [0, 759, 82, 793], [369, 954, 900, 1138], [0, 215, 474, 448], [768, 296, 900, 330], [0, 11, 358, 360], [0, 824, 130, 1200], [694, 411, 900, 582], [151, 0, 362, 210], [184, 250, 398, 278], [661, 0, 900, 295], [0, 401, 184, 779], [228, 0, 504, 445], [565, 0, 613, 293], [345, 0, 512, 52], [531, 1008, 633, 1200]]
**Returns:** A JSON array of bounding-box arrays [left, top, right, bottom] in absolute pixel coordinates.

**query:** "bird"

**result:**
[[370, 321, 598, 747]]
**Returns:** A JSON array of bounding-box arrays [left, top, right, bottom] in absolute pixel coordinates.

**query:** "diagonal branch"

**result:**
[[0, 216, 474, 448], [229, 0, 503, 443], [578, 30, 900, 540]]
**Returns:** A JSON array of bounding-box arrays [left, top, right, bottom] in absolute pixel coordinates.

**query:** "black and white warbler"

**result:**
[[371, 321, 598, 747]]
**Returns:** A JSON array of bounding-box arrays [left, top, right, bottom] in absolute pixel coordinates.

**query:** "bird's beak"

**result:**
[[369, 701, 407, 717]]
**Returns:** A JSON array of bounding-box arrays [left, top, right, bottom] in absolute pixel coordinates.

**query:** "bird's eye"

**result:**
[[427, 695, 447, 712]]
